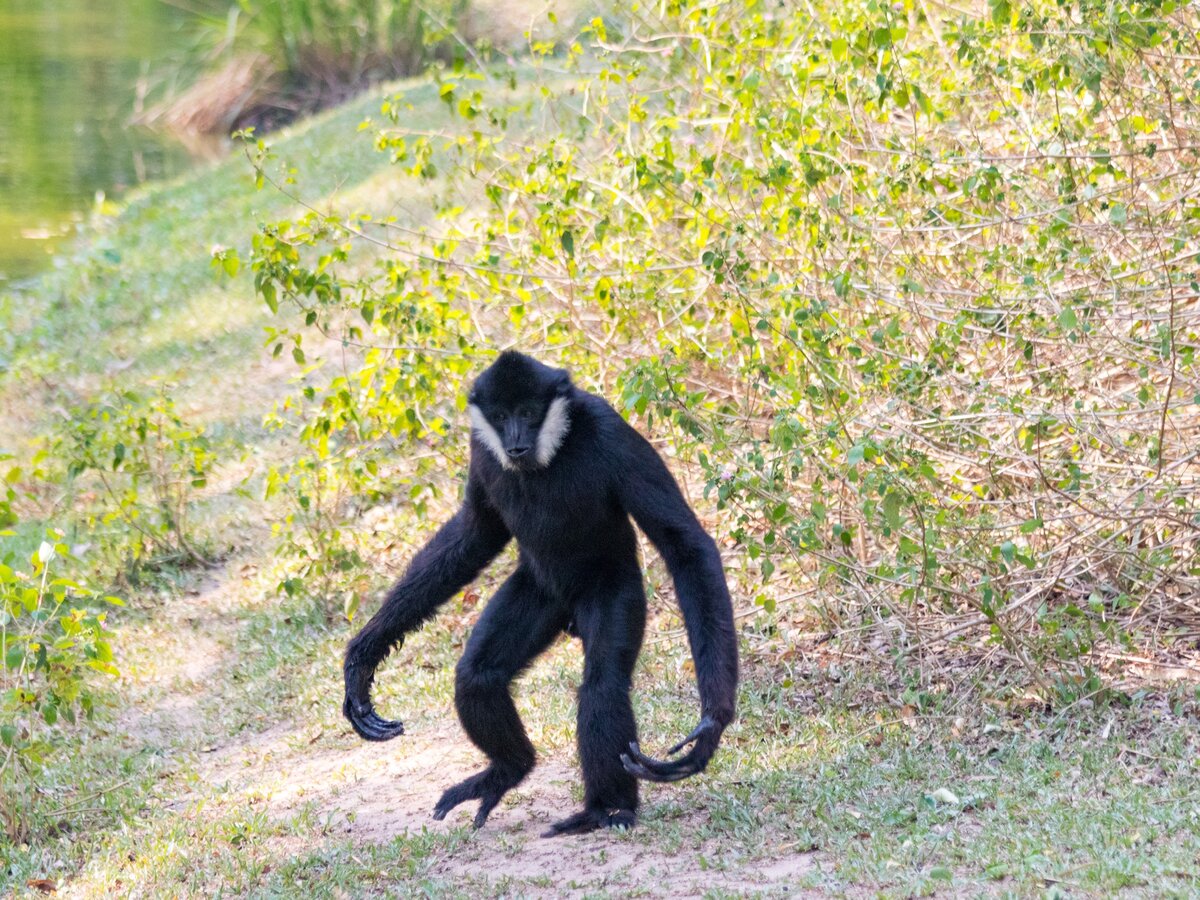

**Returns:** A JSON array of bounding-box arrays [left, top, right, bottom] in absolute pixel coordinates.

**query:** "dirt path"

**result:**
[[193, 716, 822, 897]]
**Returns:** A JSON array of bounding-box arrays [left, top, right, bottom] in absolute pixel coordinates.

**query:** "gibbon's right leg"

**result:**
[[434, 567, 569, 828]]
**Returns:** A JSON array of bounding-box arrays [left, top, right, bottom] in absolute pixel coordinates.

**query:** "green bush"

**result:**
[[244, 0, 1200, 693], [0, 465, 122, 842], [258, 341, 461, 619], [53, 387, 216, 577]]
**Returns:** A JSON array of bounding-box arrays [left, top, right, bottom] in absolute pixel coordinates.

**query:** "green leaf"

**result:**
[[560, 230, 575, 259], [832, 271, 851, 298], [261, 281, 278, 314], [883, 492, 902, 531]]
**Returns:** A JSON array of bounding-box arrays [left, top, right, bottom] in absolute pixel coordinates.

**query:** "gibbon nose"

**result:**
[[506, 445, 531, 459]]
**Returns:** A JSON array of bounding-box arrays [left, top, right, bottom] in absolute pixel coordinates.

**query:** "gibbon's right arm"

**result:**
[[342, 471, 510, 741]]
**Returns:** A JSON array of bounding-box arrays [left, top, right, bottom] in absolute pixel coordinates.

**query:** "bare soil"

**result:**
[[194, 717, 822, 897]]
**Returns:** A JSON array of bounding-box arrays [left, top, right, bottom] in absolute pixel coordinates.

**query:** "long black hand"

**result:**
[[343, 652, 406, 741], [620, 716, 723, 782]]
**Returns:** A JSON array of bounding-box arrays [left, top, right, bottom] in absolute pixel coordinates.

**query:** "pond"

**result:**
[[0, 0, 206, 282]]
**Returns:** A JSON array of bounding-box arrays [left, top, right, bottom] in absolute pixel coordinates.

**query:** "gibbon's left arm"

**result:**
[[611, 415, 739, 783], [343, 469, 511, 741]]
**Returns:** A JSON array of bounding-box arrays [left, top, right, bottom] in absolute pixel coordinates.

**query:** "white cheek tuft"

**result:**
[[535, 397, 571, 467], [468, 404, 514, 470]]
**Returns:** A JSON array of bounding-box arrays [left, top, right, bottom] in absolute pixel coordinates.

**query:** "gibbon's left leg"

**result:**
[[543, 569, 647, 837], [434, 566, 569, 828]]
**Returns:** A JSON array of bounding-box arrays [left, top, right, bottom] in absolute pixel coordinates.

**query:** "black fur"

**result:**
[[343, 351, 739, 835]]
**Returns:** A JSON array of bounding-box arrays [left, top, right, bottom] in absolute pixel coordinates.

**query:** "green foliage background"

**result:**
[[247, 0, 1199, 692]]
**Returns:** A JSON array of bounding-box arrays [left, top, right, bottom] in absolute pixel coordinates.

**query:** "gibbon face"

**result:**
[[467, 351, 572, 471]]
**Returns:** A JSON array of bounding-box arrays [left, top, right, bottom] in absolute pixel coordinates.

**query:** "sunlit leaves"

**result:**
[[244, 0, 1200, 687]]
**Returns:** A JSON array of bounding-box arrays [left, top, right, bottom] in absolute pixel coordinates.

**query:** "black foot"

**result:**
[[541, 807, 637, 837], [432, 767, 523, 829]]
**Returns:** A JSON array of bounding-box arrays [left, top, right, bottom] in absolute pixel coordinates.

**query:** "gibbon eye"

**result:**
[[520, 408, 535, 420], [495, 411, 508, 423]]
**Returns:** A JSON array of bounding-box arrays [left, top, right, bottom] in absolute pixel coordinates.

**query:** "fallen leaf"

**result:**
[[930, 787, 960, 805]]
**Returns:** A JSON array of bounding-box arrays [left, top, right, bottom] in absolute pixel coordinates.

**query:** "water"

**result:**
[[0, 0, 201, 281]]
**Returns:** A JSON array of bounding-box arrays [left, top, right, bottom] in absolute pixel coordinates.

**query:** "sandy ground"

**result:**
[[190, 719, 821, 897]]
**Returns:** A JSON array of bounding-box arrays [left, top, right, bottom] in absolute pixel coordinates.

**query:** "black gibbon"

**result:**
[[343, 351, 738, 836]]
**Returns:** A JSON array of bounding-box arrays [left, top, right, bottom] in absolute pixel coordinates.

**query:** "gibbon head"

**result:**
[[467, 351, 573, 471]]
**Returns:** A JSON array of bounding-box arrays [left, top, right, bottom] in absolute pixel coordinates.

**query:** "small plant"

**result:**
[[53, 386, 217, 577], [255, 321, 465, 620], [264, 448, 369, 621], [0, 488, 122, 842]]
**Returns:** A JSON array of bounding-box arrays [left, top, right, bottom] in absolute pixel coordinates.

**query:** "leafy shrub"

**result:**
[[53, 387, 216, 577], [244, 0, 1200, 692], [264, 445, 369, 619], [259, 344, 463, 618], [0, 466, 122, 842]]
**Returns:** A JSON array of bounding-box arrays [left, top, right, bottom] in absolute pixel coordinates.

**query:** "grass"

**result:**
[[5, 76, 444, 391], [2, 57, 1200, 900]]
